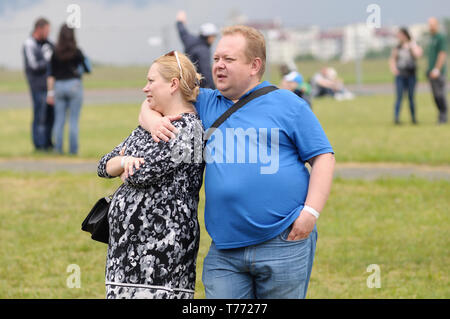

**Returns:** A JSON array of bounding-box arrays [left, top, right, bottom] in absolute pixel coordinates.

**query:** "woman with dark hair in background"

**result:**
[[47, 23, 91, 155], [389, 27, 423, 124]]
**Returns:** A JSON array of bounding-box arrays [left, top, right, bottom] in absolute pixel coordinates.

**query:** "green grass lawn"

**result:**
[[0, 76, 449, 299], [1, 92, 449, 165], [0, 171, 448, 298], [313, 93, 450, 165]]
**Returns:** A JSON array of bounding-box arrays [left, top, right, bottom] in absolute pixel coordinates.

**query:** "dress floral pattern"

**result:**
[[97, 113, 205, 299]]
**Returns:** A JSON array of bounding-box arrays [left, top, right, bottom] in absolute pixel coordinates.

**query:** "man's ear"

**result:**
[[251, 57, 263, 77]]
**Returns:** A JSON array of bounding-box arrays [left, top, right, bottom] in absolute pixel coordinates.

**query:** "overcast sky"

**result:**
[[1, 0, 449, 69]]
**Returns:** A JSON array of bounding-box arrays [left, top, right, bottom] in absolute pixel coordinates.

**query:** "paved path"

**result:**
[[0, 88, 143, 109], [333, 162, 450, 181], [1, 158, 449, 181], [345, 82, 450, 95]]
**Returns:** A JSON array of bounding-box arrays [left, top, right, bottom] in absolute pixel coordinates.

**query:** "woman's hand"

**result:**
[[122, 156, 145, 179], [392, 67, 399, 76], [118, 147, 127, 182]]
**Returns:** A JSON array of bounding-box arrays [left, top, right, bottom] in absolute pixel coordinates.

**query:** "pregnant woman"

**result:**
[[97, 51, 204, 299]]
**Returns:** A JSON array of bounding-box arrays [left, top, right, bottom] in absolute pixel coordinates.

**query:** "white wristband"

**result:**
[[303, 205, 320, 219], [120, 156, 129, 168], [47, 90, 54, 97]]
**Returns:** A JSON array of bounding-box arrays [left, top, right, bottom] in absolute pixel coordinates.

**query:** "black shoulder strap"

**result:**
[[204, 85, 278, 141]]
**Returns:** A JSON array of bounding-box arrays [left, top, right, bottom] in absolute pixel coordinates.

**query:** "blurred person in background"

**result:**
[[280, 70, 312, 108], [46, 23, 91, 155], [310, 67, 354, 101], [23, 17, 54, 152], [389, 27, 423, 125], [176, 10, 218, 89], [427, 17, 448, 124]]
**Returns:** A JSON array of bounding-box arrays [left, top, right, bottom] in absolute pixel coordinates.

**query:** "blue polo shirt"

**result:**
[[195, 81, 334, 249]]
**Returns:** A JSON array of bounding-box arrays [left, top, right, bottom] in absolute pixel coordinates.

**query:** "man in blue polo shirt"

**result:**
[[139, 25, 335, 298]]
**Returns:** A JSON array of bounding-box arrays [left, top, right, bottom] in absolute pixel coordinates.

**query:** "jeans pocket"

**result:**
[[278, 225, 309, 243], [69, 79, 82, 95], [272, 233, 311, 284]]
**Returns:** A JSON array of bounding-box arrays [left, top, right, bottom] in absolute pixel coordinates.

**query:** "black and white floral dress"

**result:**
[[97, 113, 204, 299]]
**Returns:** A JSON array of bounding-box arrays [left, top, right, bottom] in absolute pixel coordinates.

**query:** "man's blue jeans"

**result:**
[[53, 79, 83, 154], [202, 224, 318, 299], [30, 89, 53, 149]]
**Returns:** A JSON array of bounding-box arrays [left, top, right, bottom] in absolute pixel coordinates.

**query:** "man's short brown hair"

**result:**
[[34, 17, 49, 30], [221, 25, 266, 79]]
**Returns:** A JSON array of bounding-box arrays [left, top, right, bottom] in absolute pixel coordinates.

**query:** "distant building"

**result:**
[[313, 29, 343, 60], [408, 23, 429, 45], [245, 19, 429, 65]]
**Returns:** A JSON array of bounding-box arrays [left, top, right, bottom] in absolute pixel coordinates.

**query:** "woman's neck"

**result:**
[[161, 99, 195, 117]]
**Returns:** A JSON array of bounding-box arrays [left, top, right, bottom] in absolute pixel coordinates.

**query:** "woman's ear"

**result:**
[[170, 77, 180, 94]]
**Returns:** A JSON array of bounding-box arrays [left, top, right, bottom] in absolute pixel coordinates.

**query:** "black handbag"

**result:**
[[81, 194, 113, 244]]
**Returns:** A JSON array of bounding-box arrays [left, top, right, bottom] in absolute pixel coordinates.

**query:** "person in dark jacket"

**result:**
[[23, 17, 54, 151], [176, 11, 217, 89]]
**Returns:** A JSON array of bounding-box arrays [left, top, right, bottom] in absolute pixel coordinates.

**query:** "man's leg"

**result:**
[[251, 225, 318, 299], [436, 75, 448, 123], [430, 75, 448, 123], [45, 102, 54, 149], [30, 89, 48, 150], [202, 242, 255, 299]]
